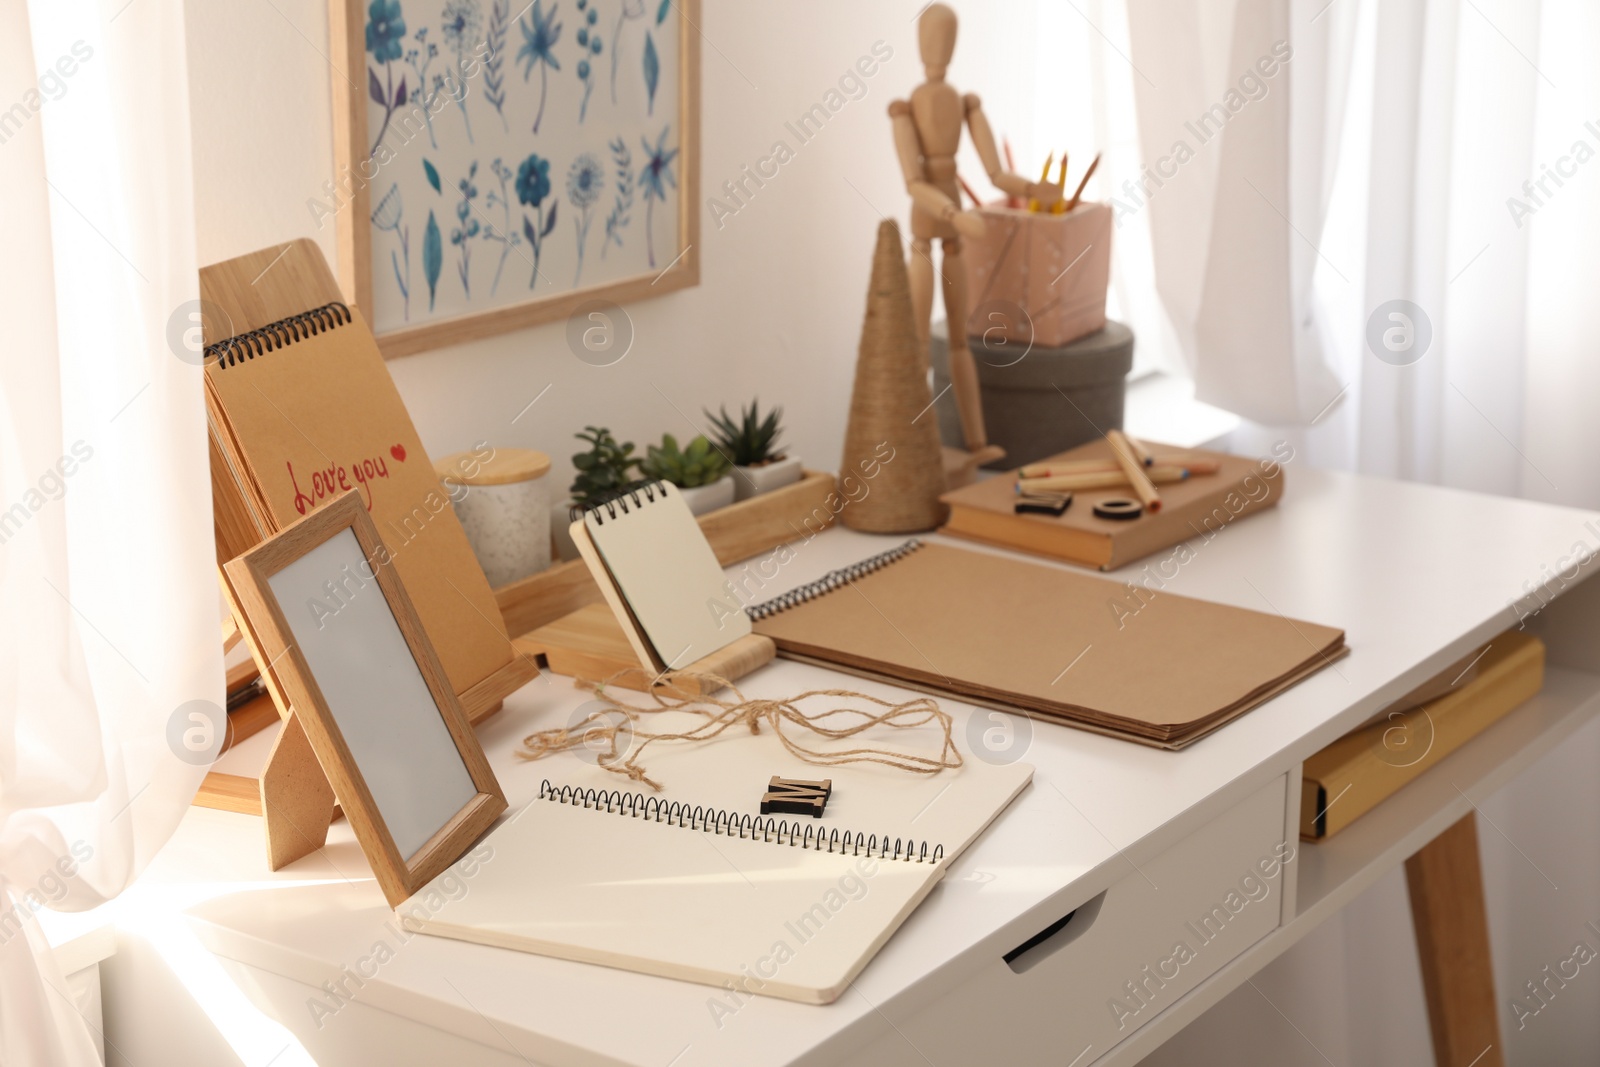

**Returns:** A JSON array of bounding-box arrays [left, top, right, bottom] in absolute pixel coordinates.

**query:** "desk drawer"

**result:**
[[857, 774, 1290, 1065]]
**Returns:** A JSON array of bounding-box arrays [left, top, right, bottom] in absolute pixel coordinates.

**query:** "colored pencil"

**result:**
[[1016, 465, 1195, 494], [1065, 152, 1101, 212], [1029, 154, 1054, 212], [1107, 429, 1162, 512], [1122, 433, 1157, 467], [1016, 457, 1220, 479]]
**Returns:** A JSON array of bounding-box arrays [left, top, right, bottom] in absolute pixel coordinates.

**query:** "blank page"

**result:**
[[404, 799, 940, 1004], [583, 484, 750, 668], [270, 528, 477, 859]]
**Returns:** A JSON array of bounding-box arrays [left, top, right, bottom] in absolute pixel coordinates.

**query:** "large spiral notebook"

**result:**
[[404, 755, 1032, 1004], [749, 541, 1347, 748], [200, 243, 532, 715]]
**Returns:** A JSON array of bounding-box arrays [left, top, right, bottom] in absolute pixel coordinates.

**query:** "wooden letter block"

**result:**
[[760, 776, 833, 818]]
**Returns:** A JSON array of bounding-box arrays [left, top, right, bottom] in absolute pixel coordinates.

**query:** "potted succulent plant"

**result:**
[[706, 400, 802, 501], [553, 426, 643, 559], [640, 433, 734, 515]]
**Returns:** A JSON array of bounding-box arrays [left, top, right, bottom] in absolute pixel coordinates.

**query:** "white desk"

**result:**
[[67, 467, 1600, 1066]]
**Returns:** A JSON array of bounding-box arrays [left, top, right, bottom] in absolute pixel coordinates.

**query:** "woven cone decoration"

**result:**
[[838, 219, 948, 533]]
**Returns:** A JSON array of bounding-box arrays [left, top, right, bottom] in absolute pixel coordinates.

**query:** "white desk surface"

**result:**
[[66, 466, 1600, 1066]]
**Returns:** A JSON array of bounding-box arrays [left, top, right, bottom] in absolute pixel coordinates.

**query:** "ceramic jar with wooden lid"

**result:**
[[434, 447, 552, 588]]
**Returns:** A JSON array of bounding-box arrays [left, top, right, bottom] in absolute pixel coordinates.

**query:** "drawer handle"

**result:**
[[1004, 891, 1106, 974]]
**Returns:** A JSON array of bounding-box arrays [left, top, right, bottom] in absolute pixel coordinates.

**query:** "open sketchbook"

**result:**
[[402, 750, 1032, 1004]]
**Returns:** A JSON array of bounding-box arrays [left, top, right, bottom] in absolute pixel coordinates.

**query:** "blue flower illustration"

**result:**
[[516, 154, 552, 207], [440, 0, 482, 143], [372, 183, 412, 320], [440, 0, 481, 50], [568, 152, 604, 210], [518, 0, 562, 134], [568, 152, 605, 285], [603, 137, 634, 259], [609, 0, 645, 105], [572, 3, 604, 122], [484, 157, 524, 295], [517, 152, 559, 289], [639, 124, 678, 267], [404, 28, 442, 149], [366, 1, 412, 156], [367, 0, 408, 62], [450, 160, 482, 298]]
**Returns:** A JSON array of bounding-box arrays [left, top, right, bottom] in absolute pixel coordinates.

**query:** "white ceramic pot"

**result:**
[[435, 447, 552, 587], [676, 477, 736, 515], [732, 454, 804, 501]]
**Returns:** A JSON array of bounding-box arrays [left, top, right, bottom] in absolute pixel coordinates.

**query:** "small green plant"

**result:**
[[641, 433, 731, 488], [569, 425, 643, 504], [705, 400, 785, 466]]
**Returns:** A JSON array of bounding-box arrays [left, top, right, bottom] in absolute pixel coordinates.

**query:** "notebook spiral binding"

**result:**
[[537, 780, 945, 864], [568, 479, 671, 526], [743, 539, 923, 622], [204, 302, 352, 368]]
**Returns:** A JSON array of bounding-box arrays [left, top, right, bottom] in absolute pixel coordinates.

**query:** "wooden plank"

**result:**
[[194, 772, 263, 816], [697, 470, 837, 563], [1405, 812, 1505, 1067], [496, 470, 838, 637], [515, 605, 774, 695]]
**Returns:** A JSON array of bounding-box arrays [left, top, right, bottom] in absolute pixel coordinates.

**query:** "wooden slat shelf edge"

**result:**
[[1093, 665, 1600, 1067], [495, 470, 838, 638], [1292, 665, 1600, 921]]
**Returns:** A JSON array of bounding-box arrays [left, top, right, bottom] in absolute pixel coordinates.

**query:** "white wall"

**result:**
[[183, 3, 1600, 1064], [186, 0, 1045, 489]]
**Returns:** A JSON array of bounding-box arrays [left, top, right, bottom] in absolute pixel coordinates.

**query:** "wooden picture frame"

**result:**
[[224, 491, 506, 906], [329, 0, 701, 359]]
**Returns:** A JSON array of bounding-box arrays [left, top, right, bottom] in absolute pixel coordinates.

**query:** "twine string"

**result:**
[[518, 673, 963, 791]]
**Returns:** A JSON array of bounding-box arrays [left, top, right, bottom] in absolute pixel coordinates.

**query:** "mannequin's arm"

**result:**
[[890, 100, 980, 234], [965, 93, 1060, 205]]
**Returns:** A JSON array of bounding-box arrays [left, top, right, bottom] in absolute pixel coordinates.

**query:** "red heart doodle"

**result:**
[[390, 444, 407, 462]]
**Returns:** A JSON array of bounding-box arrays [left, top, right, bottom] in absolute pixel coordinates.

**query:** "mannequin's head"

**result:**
[[918, 4, 958, 80]]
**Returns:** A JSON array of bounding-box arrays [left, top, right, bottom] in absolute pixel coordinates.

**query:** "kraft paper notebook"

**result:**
[[940, 438, 1285, 570], [569, 481, 751, 672], [402, 749, 1033, 1004], [202, 294, 528, 709], [748, 541, 1346, 748]]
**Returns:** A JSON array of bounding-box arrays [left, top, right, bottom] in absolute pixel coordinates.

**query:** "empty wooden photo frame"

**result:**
[[224, 490, 506, 907]]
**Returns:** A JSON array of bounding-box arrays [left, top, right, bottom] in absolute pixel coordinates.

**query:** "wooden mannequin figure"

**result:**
[[890, 3, 1060, 481]]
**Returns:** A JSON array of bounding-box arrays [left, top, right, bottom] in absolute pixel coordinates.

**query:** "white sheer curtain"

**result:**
[[1118, 0, 1598, 510], [1101, 0, 1600, 1061], [0, 2, 216, 1063]]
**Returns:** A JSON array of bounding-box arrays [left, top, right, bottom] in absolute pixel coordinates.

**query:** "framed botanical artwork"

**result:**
[[329, 0, 700, 358]]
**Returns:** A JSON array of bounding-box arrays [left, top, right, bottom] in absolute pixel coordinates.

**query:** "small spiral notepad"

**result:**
[[570, 480, 751, 672]]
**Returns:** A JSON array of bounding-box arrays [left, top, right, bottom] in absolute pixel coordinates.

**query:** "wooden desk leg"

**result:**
[[1405, 812, 1504, 1067]]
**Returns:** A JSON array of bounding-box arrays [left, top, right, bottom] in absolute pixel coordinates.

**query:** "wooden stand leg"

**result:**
[[260, 711, 338, 871], [1405, 812, 1504, 1067]]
